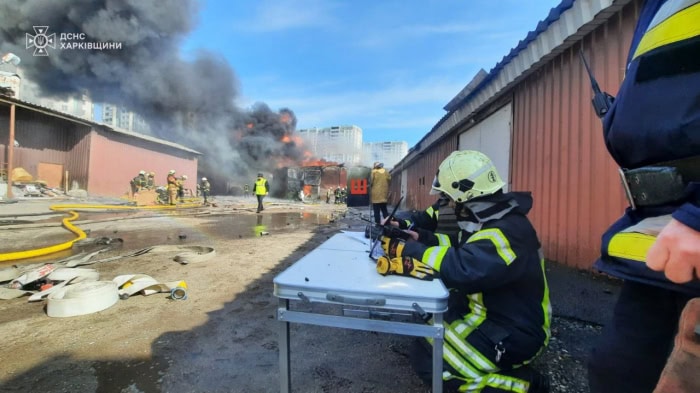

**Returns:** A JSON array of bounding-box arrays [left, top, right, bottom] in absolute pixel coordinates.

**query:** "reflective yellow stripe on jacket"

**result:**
[[633, 0, 700, 59], [467, 228, 516, 265]]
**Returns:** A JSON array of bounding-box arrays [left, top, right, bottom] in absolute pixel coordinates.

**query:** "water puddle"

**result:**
[[1, 212, 335, 267]]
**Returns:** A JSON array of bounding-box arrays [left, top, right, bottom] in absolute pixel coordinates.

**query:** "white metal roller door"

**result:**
[[457, 103, 512, 190]]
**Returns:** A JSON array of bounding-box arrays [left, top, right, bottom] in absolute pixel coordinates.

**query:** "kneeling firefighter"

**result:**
[[379, 150, 551, 392]]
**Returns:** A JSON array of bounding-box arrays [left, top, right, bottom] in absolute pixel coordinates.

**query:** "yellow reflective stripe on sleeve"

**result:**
[[633, 2, 700, 59], [435, 233, 451, 246], [422, 246, 449, 271], [467, 228, 516, 265], [608, 232, 657, 262], [426, 205, 436, 218], [539, 257, 552, 345], [469, 293, 486, 317]]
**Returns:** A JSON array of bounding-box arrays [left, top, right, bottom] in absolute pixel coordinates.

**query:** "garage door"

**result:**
[[458, 103, 512, 190]]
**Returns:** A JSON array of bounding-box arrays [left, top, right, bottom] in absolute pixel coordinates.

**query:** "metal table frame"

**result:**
[[277, 299, 445, 393], [274, 231, 447, 393]]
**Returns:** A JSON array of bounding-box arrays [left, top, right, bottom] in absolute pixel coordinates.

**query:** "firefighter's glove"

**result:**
[[380, 236, 405, 259], [376, 256, 434, 281]]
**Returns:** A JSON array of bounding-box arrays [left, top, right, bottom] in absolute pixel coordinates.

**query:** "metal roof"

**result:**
[[0, 95, 201, 155], [395, 0, 633, 171]]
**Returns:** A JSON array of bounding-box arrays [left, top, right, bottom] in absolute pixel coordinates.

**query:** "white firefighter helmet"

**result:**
[[168, 170, 176, 175], [430, 150, 505, 203], [139, 170, 146, 175], [202, 177, 207, 181], [181, 175, 188, 180]]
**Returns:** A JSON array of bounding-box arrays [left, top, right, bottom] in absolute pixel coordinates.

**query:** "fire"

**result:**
[[281, 135, 291, 143], [301, 158, 339, 167]]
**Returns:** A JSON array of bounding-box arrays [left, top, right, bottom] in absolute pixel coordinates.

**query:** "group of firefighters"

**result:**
[[325, 186, 347, 204], [130, 170, 210, 205]]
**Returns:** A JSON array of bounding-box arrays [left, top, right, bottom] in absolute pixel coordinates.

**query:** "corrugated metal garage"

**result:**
[[390, 0, 640, 270], [0, 97, 200, 198]]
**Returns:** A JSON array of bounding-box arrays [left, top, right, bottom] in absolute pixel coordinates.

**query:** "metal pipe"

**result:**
[[7, 104, 15, 199]]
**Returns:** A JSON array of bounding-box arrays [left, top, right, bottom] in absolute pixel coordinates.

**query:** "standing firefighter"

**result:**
[[380, 150, 551, 392], [370, 162, 391, 224], [587, 1, 700, 392], [243, 184, 250, 198], [177, 175, 188, 202], [200, 177, 210, 204], [254, 173, 269, 213], [334, 187, 341, 204], [166, 170, 178, 205]]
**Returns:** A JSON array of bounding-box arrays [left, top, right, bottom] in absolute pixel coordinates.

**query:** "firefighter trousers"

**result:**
[[588, 281, 694, 393]]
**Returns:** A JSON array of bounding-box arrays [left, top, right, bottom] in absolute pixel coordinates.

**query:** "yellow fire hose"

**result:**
[[0, 201, 203, 263]]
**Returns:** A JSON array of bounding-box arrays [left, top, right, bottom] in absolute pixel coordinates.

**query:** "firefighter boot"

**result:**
[[653, 297, 700, 393]]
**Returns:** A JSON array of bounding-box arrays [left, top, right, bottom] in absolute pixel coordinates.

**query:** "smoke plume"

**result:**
[[0, 0, 306, 184]]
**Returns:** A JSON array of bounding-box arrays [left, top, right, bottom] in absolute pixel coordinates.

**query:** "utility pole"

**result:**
[[7, 103, 14, 199], [1, 53, 20, 199]]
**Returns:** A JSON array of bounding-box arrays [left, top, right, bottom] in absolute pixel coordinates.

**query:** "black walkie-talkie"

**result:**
[[579, 49, 615, 119]]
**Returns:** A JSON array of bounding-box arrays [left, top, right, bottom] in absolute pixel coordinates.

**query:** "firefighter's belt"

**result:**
[[620, 156, 700, 209]]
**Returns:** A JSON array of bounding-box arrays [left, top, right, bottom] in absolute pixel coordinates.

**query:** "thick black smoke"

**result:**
[[0, 0, 304, 182]]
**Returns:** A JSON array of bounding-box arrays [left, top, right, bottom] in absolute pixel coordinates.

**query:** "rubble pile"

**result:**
[[1, 166, 69, 199]]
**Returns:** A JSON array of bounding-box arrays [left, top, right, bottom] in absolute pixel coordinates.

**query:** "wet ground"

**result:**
[[0, 196, 621, 393]]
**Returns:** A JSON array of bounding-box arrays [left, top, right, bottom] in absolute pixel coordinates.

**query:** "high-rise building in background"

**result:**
[[298, 125, 408, 168], [298, 125, 363, 165], [102, 103, 150, 133], [362, 141, 408, 169]]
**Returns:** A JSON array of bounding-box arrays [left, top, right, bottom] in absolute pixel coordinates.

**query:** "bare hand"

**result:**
[[381, 217, 399, 227], [405, 230, 419, 242], [646, 218, 700, 283]]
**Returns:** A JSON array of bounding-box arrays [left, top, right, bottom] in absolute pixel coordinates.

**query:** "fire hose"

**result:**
[[0, 202, 203, 263]]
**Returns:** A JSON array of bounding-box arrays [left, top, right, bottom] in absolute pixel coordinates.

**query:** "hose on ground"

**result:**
[[0, 202, 203, 263]]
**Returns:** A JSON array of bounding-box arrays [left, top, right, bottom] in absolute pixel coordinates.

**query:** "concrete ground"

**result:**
[[0, 195, 621, 393]]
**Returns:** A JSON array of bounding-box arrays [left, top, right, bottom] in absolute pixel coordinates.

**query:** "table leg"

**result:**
[[278, 298, 291, 393], [432, 312, 444, 393]]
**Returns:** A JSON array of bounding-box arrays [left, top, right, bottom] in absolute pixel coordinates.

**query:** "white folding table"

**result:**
[[274, 231, 449, 393]]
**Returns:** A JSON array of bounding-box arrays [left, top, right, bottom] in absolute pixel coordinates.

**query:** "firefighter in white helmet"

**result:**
[[130, 170, 148, 196], [379, 150, 551, 392], [166, 170, 178, 205], [177, 175, 188, 202], [199, 177, 211, 204]]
